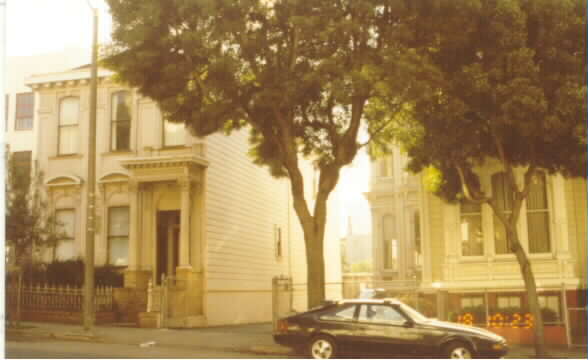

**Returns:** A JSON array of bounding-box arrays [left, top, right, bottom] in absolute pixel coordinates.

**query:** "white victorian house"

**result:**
[[26, 65, 342, 327]]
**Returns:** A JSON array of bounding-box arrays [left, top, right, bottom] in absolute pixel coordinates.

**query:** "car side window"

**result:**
[[319, 304, 357, 322], [358, 304, 405, 324]]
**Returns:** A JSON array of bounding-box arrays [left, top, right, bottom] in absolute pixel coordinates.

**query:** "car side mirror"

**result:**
[[403, 320, 414, 328]]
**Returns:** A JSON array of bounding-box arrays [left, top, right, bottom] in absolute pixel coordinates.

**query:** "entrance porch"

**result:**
[[116, 155, 208, 327]]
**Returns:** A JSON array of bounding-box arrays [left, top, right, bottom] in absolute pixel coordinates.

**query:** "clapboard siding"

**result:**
[[205, 130, 290, 285]]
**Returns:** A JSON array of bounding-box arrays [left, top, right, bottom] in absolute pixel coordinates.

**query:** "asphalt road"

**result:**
[[5, 339, 283, 359]]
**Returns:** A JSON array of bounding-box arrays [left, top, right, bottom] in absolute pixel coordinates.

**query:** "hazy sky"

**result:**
[[6, 0, 112, 57]]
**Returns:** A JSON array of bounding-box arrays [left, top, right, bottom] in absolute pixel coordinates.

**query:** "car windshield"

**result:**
[[399, 303, 429, 323]]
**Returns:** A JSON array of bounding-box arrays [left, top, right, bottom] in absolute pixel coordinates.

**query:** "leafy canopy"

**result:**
[[104, 0, 417, 178], [372, 0, 587, 200]]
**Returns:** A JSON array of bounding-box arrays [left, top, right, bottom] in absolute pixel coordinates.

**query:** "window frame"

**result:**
[[15, 92, 34, 131], [357, 304, 408, 326], [57, 96, 80, 155], [162, 117, 186, 148], [107, 206, 130, 267], [318, 304, 359, 323], [382, 214, 398, 271], [459, 201, 485, 257], [526, 172, 551, 254], [110, 90, 132, 152], [54, 208, 76, 261]]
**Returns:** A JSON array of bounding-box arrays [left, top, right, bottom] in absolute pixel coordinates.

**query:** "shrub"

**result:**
[[12, 259, 124, 287]]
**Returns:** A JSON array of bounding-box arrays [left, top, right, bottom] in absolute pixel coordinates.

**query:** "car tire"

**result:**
[[443, 341, 474, 359], [308, 335, 337, 359]]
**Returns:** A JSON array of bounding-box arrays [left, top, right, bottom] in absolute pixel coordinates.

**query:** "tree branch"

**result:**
[[456, 165, 488, 204]]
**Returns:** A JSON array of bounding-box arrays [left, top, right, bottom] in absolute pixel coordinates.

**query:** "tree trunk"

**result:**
[[305, 225, 326, 308], [506, 226, 547, 357]]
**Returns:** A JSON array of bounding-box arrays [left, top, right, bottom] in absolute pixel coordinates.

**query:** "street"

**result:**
[[6, 339, 285, 359]]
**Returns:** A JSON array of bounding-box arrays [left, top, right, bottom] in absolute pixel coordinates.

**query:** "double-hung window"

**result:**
[[163, 118, 185, 147], [15, 92, 34, 131], [460, 201, 483, 256], [111, 91, 131, 151], [492, 173, 514, 254], [55, 209, 76, 260], [527, 173, 550, 253], [58, 97, 79, 155], [382, 215, 398, 270], [108, 207, 129, 266]]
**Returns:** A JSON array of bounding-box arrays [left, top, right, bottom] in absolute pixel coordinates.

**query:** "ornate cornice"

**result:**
[[120, 155, 209, 171]]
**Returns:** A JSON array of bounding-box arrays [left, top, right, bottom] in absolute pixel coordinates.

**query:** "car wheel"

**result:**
[[308, 335, 337, 359], [443, 341, 474, 359]]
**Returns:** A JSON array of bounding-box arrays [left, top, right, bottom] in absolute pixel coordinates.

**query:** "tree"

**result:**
[[103, 0, 413, 307], [5, 153, 60, 269], [373, 0, 586, 356]]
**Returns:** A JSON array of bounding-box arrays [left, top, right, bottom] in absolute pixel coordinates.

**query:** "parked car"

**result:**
[[273, 298, 508, 359]]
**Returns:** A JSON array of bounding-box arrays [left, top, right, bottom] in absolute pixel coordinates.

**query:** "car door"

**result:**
[[316, 304, 362, 352], [354, 304, 426, 357]]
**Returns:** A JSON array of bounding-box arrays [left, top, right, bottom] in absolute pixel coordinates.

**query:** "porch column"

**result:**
[[128, 179, 140, 270], [179, 178, 192, 268]]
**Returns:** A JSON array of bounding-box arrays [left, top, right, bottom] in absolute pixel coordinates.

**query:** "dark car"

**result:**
[[273, 299, 508, 359]]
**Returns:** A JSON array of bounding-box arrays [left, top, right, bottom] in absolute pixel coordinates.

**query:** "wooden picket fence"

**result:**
[[6, 282, 114, 312]]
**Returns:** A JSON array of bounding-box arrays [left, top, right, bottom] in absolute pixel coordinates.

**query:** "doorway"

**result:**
[[156, 210, 180, 284]]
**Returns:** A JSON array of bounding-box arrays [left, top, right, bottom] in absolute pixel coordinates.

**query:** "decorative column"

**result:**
[[178, 177, 192, 268], [128, 179, 140, 270], [124, 179, 143, 289]]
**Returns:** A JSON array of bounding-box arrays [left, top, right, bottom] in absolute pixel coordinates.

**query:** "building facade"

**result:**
[[367, 147, 586, 344], [5, 49, 88, 181], [26, 66, 342, 327], [365, 147, 423, 284]]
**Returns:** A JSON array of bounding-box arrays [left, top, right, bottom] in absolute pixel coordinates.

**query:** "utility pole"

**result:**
[[83, 5, 98, 333]]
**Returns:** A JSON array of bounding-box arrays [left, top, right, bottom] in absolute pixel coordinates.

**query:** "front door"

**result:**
[[156, 210, 180, 284]]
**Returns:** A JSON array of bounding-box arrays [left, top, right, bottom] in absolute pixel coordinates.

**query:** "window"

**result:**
[[414, 211, 421, 254], [461, 296, 484, 309], [15, 92, 34, 130], [379, 155, 393, 177], [319, 304, 357, 321], [497, 295, 521, 309], [110, 91, 131, 151], [58, 97, 79, 155], [358, 304, 405, 324], [527, 173, 550, 253], [5, 94, 9, 130], [539, 295, 560, 321], [108, 207, 129, 266], [275, 225, 283, 258], [163, 118, 185, 147], [55, 209, 75, 260], [460, 201, 483, 256], [11, 151, 32, 186], [492, 173, 513, 254], [382, 215, 398, 270]]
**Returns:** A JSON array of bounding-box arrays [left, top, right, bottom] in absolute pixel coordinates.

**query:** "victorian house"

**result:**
[[368, 146, 586, 344], [25, 65, 342, 327]]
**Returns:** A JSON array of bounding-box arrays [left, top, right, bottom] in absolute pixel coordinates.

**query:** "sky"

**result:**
[[6, 0, 112, 57], [5, 0, 374, 238]]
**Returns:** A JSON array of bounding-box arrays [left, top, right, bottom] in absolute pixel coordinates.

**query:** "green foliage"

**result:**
[[5, 154, 61, 266], [370, 0, 587, 199], [11, 259, 124, 287]]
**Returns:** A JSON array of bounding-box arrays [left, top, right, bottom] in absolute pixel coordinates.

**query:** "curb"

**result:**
[[247, 345, 294, 356], [7, 329, 105, 343]]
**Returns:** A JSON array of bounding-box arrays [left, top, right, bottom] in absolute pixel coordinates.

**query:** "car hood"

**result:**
[[420, 319, 505, 342]]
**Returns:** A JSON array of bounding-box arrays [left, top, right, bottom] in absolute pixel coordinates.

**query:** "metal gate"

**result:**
[[272, 275, 293, 331]]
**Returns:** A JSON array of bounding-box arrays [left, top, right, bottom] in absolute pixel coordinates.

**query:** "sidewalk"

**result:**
[[6, 321, 587, 359], [6, 321, 292, 356]]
